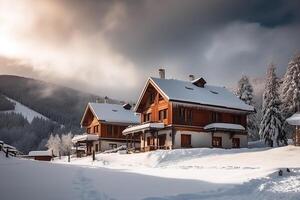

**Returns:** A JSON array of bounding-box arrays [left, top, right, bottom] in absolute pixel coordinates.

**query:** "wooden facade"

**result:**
[[81, 107, 128, 139], [131, 78, 250, 151], [79, 104, 139, 155], [136, 81, 247, 131]]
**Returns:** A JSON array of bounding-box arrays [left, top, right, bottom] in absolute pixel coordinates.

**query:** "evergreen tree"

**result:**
[[259, 64, 287, 147], [281, 54, 300, 115], [237, 76, 259, 140], [237, 76, 254, 105]]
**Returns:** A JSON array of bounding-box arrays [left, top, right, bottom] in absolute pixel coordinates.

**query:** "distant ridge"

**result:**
[[0, 75, 120, 129]]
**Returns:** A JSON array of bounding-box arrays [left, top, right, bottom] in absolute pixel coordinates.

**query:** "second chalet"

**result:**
[[123, 69, 255, 151], [72, 102, 140, 155]]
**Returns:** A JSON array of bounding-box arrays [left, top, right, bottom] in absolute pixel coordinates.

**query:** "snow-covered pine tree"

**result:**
[[61, 132, 73, 156], [281, 54, 300, 117], [237, 76, 259, 140], [46, 134, 61, 156], [259, 64, 287, 147], [237, 75, 254, 105]]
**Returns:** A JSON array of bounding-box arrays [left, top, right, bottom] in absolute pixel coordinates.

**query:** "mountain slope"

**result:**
[[2, 96, 49, 123], [0, 75, 119, 129]]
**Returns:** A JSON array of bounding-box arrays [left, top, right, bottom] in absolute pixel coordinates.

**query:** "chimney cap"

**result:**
[[123, 103, 132, 110], [192, 77, 206, 87], [158, 68, 165, 79]]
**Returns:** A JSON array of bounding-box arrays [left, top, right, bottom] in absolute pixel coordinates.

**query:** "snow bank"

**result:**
[[1, 146, 300, 200]]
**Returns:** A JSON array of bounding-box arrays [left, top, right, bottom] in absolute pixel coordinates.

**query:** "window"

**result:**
[[94, 125, 99, 133], [212, 136, 222, 148], [232, 115, 241, 124], [109, 143, 117, 149], [144, 113, 151, 122], [179, 107, 192, 123], [181, 134, 191, 148], [232, 138, 240, 148], [211, 112, 221, 123], [87, 127, 91, 133], [147, 137, 154, 146], [107, 125, 113, 136], [95, 144, 99, 152], [159, 109, 168, 121]]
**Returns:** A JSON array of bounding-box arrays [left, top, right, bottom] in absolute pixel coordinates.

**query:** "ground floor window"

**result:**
[[232, 138, 240, 148], [181, 134, 191, 148], [212, 136, 222, 148], [158, 134, 166, 147], [147, 136, 155, 146], [109, 143, 117, 149]]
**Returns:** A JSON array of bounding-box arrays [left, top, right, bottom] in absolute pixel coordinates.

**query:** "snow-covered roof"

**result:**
[[123, 123, 165, 135], [136, 77, 254, 112], [204, 123, 245, 131], [286, 113, 300, 125], [28, 151, 52, 157], [81, 103, 140, 125], [72, 134, 99, 143], [3, 144, 16, 149]]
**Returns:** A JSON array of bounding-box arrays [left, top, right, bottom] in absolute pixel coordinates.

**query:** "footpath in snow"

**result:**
[[1, 146, 300, 200]]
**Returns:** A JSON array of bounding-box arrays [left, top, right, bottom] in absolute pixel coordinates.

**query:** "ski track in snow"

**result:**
[[72, 168, 115, 200]]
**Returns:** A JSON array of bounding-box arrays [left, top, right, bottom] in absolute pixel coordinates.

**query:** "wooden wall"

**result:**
[[172, 105, 247, 127]]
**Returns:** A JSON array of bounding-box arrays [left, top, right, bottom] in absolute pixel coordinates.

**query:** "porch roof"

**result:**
[[72, 134, 99, 143], [123, 122, 165, 135], [286, 112, 300, 125], [204, 123, 245, 132]]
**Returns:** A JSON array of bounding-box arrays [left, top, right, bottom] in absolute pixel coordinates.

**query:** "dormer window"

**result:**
[[192, 77, 206, 88]]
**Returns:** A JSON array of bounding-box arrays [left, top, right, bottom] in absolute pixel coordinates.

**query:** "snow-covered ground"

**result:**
[[1, 96, 48, 122], [1, 146, 300, 200]]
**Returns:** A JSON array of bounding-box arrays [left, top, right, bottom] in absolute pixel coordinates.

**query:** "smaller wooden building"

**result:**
[[286, 112, 300, 146], [28, 151, 53, 161], [73, 102, 140, 156]]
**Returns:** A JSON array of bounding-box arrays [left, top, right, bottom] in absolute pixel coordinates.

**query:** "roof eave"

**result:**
[[170, 99, 254, 114], [134, 77, 170, 112]]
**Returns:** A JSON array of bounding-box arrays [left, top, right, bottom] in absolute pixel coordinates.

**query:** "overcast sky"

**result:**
[[0, 0, 299, 101]]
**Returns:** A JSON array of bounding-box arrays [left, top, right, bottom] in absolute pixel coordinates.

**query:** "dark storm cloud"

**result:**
[[0, 0, 300, 100]]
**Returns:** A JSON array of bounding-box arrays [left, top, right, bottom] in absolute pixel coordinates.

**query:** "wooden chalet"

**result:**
[[123, 69, 255, 151], [73, 103, 140, 155]]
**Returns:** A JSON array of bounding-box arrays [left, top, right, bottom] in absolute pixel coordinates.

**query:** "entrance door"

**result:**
[[181, 134, 191, 148], [158, 134, 166, 148], [232, 138, 240, 148]]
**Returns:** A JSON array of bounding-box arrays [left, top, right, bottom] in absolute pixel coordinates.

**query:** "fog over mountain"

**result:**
[[0, 0, 299, 100]]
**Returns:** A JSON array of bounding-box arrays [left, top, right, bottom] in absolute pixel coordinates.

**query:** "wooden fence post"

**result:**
[[6, 147, 9, 158], [92, 150, 95, 161]]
